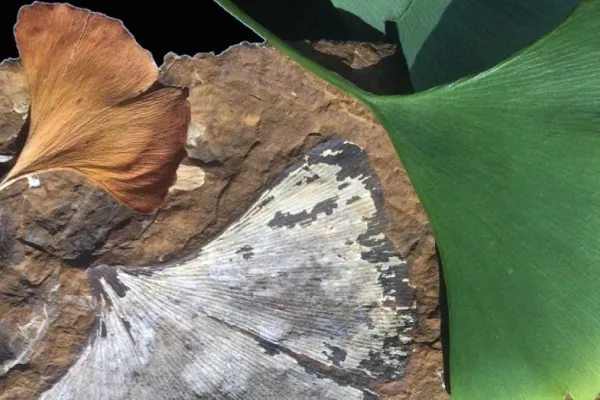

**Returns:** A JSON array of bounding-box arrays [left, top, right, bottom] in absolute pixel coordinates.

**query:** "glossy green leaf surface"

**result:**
[[367, 3, 600, 393], [218, 0, 579, 91], [390, 0, 579, 90], [217, 0, 600, 398]]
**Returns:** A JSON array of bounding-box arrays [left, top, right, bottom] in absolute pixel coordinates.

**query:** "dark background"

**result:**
[[0, 1, 262, 63]]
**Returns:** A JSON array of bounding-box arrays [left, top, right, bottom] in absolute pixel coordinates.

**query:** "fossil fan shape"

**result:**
[[38, 140, 416, 399]]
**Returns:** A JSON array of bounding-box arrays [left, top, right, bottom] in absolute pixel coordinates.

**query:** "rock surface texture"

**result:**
[[0, 43, 447, 400]]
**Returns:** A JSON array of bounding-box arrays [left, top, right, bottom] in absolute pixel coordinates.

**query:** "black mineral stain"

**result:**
[[358, 334, 412, 381], [87, 265, 130, 307], [236, 245, 255, 260], [346, 195, 361, 205], [257, 338, 280, 356], [294, 173, 320, 186], [313, 197, 338, 215], [296, 357, 375, 393], [100, 320, 107, 338], [305, 173, 320, 184], [323, 343, 347, 367], [257, 195, 275, 209], [206, 314, 377, 395], [122, 266, 155, 277], [264, 140, 370, 195], [302, 141, 414, 381], [0, 332, 15, 363], [121, 318, 135, 344], [267, 197, 338, 229], [359, 234, 394, 264], [194, 140, 412, 388], [268, 209, 309, 229], [356, 211, 414, 312], [304, 140, 376, 192]]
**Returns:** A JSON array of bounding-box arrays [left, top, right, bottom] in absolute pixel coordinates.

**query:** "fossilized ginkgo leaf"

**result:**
[[0, 2, 190, 213], [37, 140, 415, 400]]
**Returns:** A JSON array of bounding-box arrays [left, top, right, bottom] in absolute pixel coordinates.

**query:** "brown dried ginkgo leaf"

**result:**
[[0, 2, 190, 213]]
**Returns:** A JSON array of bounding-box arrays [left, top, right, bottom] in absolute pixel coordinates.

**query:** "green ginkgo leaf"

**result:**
[[216, 0, 600, 398], [221, 0, 579, 91]]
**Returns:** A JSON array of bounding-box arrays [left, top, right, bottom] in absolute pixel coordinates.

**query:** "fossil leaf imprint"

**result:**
[[0, 2, 190, 213], [41, 140, 415, 399]]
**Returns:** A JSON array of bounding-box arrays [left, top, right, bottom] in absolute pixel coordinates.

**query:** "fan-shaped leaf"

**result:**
[[1, 2, 190, 214], [219, 0, 579, 92], [216, 0, 600, 398]]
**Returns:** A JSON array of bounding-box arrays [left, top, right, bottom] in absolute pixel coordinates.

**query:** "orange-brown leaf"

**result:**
[[1, 2, 190, 213]]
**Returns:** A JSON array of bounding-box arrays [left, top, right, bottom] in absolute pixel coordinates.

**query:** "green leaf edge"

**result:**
[[213, 1, 599, 399], [214, 0, 379, 104]]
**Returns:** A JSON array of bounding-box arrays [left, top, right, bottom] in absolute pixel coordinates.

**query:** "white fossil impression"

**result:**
[[37, 140, 416, 399]]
